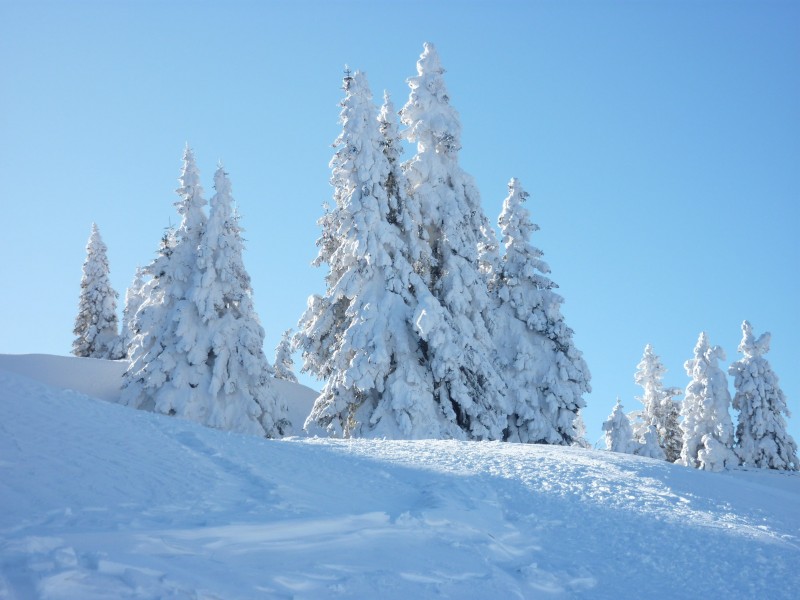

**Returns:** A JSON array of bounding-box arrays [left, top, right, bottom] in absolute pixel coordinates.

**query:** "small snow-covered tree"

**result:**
[[729, 321, 798, 470], [72, 223, 123, 359], [122, 146, 209, 415], [679, 332, 737, 471], [633, 344, 683, 462], [273, 329, 298, 383], [120, 266, 147, 356], [636, 425, 667, 460], [400, 43, 508, 440], [603, 398, 638, 454], [190, 165, 288, 437], [491, 178, 590, 445], [572, 411, 591, 449], [301, 70, 441, 439]]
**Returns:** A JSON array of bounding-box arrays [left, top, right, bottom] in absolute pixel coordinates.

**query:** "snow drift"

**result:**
[[1, 354, 798, 599]]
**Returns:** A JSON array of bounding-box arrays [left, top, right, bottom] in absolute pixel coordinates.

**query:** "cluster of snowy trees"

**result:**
[[603, 324, 798, 471], [72, 149, 293, 437], [71, 44, 590, 446], [295, 43, 590, 443]]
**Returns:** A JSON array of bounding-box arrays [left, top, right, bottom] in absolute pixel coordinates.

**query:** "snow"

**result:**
[[2, 354, 800, 598]]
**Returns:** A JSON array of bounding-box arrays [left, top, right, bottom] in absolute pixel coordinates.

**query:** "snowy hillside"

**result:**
[[1, 356, 799, 599]]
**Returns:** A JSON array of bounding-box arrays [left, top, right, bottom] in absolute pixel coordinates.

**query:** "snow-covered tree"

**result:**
[[191, 166, 289, 437], [633, 344, 683, 462], [603, 398, 638, 454], [400, 42, 508, 440], [729, 321, 798, 470], [679, 332, 737, 471], [72, 223, 123, 359], [491, 178, 590, 445], [273, 329, 298, 383], [300, 70, 441, 438], [572, 411, 591, 449], [121, 146, 209, 416], [636, 425, 667, 460], [120, 266, 147, 356]]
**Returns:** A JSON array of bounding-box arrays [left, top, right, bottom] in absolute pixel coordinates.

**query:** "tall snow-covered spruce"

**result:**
[[679, 332, 737, 471], [490, 178, 590, 445], [72, 223, 123, 359], [298, 70, 441, 438], [122, 146, 208, 415], [400, 42, 508, 440], [190, 165, 289, 437], [633, 344, 682, 462], [121, 149, 288, 437], [729, 321, 798, 470]]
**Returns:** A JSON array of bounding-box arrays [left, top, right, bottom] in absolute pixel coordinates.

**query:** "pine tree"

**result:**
[[120, 266, 147, 356], [729, 321, 798, 470], [72, 223, 123, 359], [121, 146, 209, 416], [491, 178, 590, 444], [300, 70, 440, 438], [190, 165, 288, 437], [633, 344, 683, 462], [400, 42, 508, 440], [274, 329, 298, 383], [572, 410, 591, 449], [603, 398, 638, 454], [679, 332, 737, 471], [636, 425, 667, 460]]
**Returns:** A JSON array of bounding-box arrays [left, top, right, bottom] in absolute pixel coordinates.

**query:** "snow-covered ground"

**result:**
[[1, 355, 798, 599]]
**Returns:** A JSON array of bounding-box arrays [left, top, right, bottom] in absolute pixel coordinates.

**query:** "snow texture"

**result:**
[[2, 354, 799, 599], [729, 321, 798, 470]]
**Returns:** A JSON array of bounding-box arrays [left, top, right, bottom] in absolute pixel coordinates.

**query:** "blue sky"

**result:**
[[1, 0, 798, 444]]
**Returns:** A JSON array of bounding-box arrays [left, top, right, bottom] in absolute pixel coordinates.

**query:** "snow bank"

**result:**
[[0, 353, 319, 436], [0, 353, 127, 402], [1, 361, 798, 599]]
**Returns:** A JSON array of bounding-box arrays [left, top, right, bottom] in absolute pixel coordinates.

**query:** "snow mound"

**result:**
[[1, 359, 799, 598], [0, 353, 319, 436]]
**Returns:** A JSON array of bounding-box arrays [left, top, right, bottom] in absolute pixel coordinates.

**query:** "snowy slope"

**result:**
[[1, 357, 799, 599], [0, 354, 320, 437]]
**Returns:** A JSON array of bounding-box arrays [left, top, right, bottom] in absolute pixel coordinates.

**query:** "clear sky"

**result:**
[[2, 0, 798, 445]]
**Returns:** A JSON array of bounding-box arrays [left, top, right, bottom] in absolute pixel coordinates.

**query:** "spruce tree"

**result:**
[[633, 344, 683, 462], [491, 178, 590, 445], [121, 146, 209, 415], [603, 398, 638, 454], [72, 223, 123, 359], [636, 426, 667, 460], [300, 70, 440, 438], [400, 42, 508, 440], [273, 329, 298, 383], [120, 266, 147, 357], [191, 166, 288, 437], [680, 332, 737, 471], [729, 321, 798, 470]]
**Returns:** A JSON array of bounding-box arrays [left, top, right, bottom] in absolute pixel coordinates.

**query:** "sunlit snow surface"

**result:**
[[1, 355, 798, 599]]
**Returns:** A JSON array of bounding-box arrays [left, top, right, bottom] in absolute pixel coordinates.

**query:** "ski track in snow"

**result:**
[[1, 357, 799, 599]]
